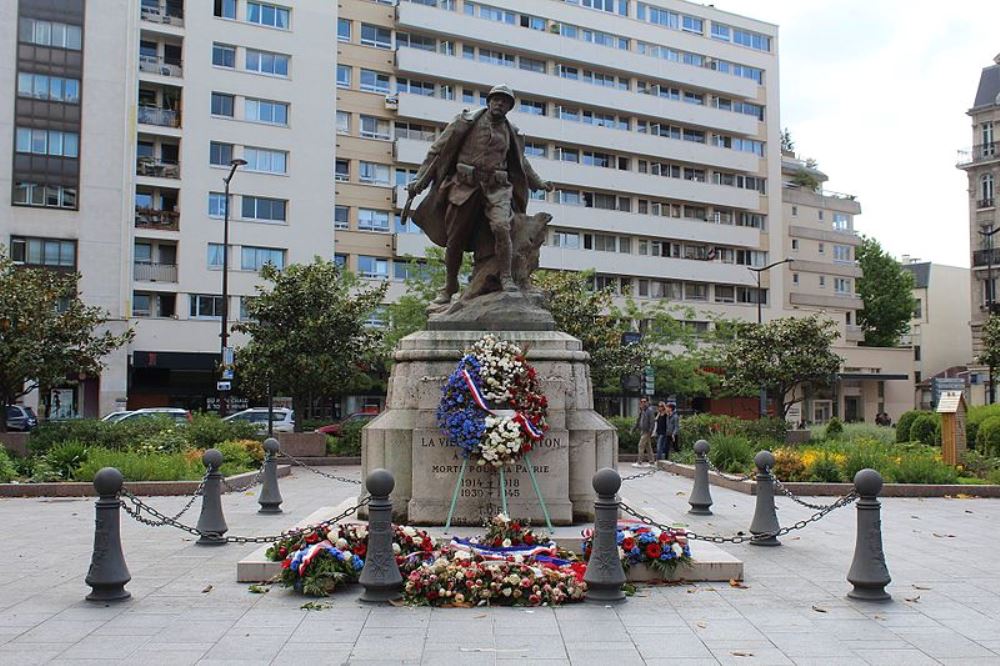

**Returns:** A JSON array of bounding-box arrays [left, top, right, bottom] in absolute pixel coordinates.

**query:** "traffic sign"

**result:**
[[216, 380, 232, 392]]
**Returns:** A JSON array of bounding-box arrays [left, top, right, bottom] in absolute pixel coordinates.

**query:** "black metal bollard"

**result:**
[[749, 450, 780, 547], [847, 469, 892, 602], [688, 439, 713, 515], [358, 469, 403, 602], [195, 449, 228, 546], [584, 468, 627, 604], [85, 467, 131, 602], [257, 438, 283, 514]]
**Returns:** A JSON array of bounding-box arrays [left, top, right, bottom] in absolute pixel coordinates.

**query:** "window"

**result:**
[[359, 161, 390, 185], [209, 142, 233, 166], [479, 49, 514, 67], [336, 111, 350, 134], [245, 49, 289, 76], [335, 205, 349, 229], [818, 210, 824, 220], [358, 255, 389, 279], [819, 276, 826, 288], [524, 142, 546, 158], [241, 246, 285, 271], [334, 254, 347, 268], [241, 196, 287, 222], [519, 57, 546, 73], [359, 115, 391, 140], [338, 18, 351, 42], [18, 17, 82, 49], [834, 278, 852, 295], [552, 230, 580, 248], [245, 98, 288, 125], [791, 239, 799, 250], [132, 293, 152, 317], [213, 0, 236, 18], [358, 209, 391, 232], [12, 183, 77, 209], [335, 159, 349, 182], [981, 173, 995, 204], [714, 285, 735, 303], [737, 287, 766, 304], [913, 298, 923, 319], [247, 2, 290, 28], [10, 237, 76, 268], [684, 283, 708, 301], [361, 23, 392, 48], [190, 294, 225, 318], [244, 147, 287, 174], [792, 273, 799, 285], [337, 65, 351, 88], [212, 43, 236, 68], [569, 0, 627, 15], [791, 206, 798, 217], [833, 213, 851, 231], [207, 243, 226, 269], [14, 128, 78, 157], [395, 167, 418, 188], [211, 92, 234, 117], [360, 69, 390, 93], [16, 73, 80, 103], [818, 242, 825, 254], [397, 32, 436, 51], [733, 27, 771, 51], [710, 23, 730, 41], [208, 192, 227, 217], [833, 245, 851, 262]]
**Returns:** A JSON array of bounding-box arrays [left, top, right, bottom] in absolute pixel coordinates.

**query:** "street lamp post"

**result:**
[[219, 158, 247, 418], [978, 228, 1000, 404], [748, 258, 794, 418]]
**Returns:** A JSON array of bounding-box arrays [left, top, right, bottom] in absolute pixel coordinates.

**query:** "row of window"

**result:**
[[210, 91, 288, 126], [9, 236, 76, 269], [14, 127, 80, 158], [213, 0, 289, 28], [209, 142, 288, 174], [16, 72, 81, 104], [18, 17, 82, 50], [12, 182, 78, 209], [207, 244, 286, 271], [789, 238, 854, 262], [207, 193, 287, 222], [548, 228, 768, 265], [791, 273, 854, 295], [211, 43, 289, 77]]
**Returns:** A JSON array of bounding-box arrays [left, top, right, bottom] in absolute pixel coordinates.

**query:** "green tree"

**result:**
[[856, 236, 916, 347], [232, 258, 387, 431], [780, 127, 795, 153], [720, 315, 842, 416], [0, 249, 133, 431], [978, 314, 1000, 404]]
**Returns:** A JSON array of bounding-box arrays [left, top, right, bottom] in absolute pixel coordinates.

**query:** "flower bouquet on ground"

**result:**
[[471, 512, 547, 549], [582, 521, 692, 578], [437, 335, 548, 467]]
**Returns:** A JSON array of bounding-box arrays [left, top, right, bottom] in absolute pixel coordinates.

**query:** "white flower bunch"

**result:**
[[477, 414, 524, 467], [468, 335, 527, 404]]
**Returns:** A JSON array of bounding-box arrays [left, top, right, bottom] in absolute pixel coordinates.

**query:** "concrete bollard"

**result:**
[[358, 469, 403, 602], [85, 467, 132, 602], [257, 438, 283, 514], [847, 469, 892, 602], [195, 449, 228, 546], [749, 450, 780, 547], [583, 468, 627, 604], [688, 439, 713, 515]]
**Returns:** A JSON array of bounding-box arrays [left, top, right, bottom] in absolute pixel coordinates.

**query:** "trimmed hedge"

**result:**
[[909, 413, 941, 446], [895, 410, 924, 443]]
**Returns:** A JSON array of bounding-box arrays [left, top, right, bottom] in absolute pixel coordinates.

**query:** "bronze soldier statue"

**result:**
[[406, 84, 554, 306]]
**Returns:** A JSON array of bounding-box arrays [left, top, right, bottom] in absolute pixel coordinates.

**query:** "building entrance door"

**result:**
[[845, 396, 862, 423]]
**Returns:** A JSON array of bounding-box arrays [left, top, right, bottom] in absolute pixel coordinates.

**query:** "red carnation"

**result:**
[[658, 532, 672, 544], [523, 533, 534, 545], [281, 559, 291, 569], [278, 547, 287, 557], [304, 532, 319, 544], [646, 543, 662, 559], [511, 522, 521, 532], [622, 537, 635, 551], [493, 537, 502, 547], [353, 543, 367, 557]]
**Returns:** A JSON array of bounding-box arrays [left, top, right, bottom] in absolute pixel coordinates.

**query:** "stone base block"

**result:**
[[0, 432, 29, 457], [277, 432, 326, 457]]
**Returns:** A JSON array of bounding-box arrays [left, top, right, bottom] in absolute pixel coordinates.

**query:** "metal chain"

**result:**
[[120, 489, 205, 537], [621, 466, 658, 482], [772, 475, 849, 511], [705, 458, 753, 483], [223, 464, 265, 493], [617, 492, 857, 544], [277, 451, 362, 485], [223, 496, 371, 544], [119, 473, 207, 527]]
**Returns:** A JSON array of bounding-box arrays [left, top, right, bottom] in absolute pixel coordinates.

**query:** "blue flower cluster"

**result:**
[[436, 355, 489, 459]]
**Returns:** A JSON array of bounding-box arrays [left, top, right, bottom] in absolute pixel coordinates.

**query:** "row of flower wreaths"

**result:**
[[264, 336, 691, 605]]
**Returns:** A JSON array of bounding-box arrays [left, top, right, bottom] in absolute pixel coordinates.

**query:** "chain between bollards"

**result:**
[[847, 469, 892, 602], [358, 468, 403, 603], [257, 438, 283, 514], [688, 439, 713, 515], [583, 468, 627, 604], [85, 467, 131, 602], [195, 449, 228, 546]]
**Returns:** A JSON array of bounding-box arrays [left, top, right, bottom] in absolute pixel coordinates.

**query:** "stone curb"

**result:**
[[0, 464, 291, 498], [280, 455, 361, 466], [657, 460, 1000, 497]]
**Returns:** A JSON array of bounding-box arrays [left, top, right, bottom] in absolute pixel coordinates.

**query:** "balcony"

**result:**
[[139, 54, 182, 78], [135, 207, 179, 230], [140, 1, 184, 27], [133, 261, 177, 282], [137, 105, 180, 128], [957, 143, 999, 167], [978, 198, 995, 209], [136, 156, 179, 179], [845, 325, 864, 343], [973, 248, 1000, 268]]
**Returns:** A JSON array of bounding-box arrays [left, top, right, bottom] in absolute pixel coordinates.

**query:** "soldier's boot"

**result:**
[[495, 233, 518, 293], [500, 275, 519, 293], [433, 285, 456, 305]]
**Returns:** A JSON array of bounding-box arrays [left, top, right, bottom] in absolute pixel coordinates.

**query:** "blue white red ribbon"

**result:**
[[460, 369, 544, 441]]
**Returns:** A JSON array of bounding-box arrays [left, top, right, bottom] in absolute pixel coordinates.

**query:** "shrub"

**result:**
[[741, 417, 788, 448], [0, 449, 17, 483], [966, 403, 1000, 448], [610, 417, 638, 454], [677, 414, 742, 450], [807, 453, 844, 483], [909, 413, 941, 446], [893, 452, 959, 484], [960, 450, 999, 478], [771, 448, 807, 482], [824, 417, 844, 438], [134, 427, 188, 455], [842, 439, 897, 482], [74, 449, 202, 482], [185, 413, 258, 449], [340, 418, 367, 457], [708, 435, 755, 474], [840, 423, 895, 446], [29, 417, 175, 454], [976, 416, 1000, 457], [43, 441, 89, 480], [895, 410, 925, 443], [216, 440, 260, 477]]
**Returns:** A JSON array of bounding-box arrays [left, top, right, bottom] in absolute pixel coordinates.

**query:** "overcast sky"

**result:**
[[717, 0, 999, 267]]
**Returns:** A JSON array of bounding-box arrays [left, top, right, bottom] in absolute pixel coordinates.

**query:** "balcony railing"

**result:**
[[137, 105, 180, 128], [134, 207, 179, 230], [973, 248, 1000, 268], [133, 261, 177, 282], [978, 198, 996, 209], [140, 1, 184, 27], [136, 156, 180, 178], [138, 54, 182, 78], [957, 142, 999, 166]]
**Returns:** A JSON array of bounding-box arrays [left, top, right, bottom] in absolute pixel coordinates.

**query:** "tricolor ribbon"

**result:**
[[460, 369, 544, 441]]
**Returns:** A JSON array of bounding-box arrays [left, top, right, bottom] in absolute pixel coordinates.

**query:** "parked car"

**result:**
[[101, 410, 133, 424], [115, 408, 192, 425], [315, 412, 376, 437], [223, 408, 295, 434], [5, 405, 38, 431]]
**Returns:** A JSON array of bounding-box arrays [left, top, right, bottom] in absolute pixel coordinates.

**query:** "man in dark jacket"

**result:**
[[633, 397, 656, 467], [406, 84, 552, 305]]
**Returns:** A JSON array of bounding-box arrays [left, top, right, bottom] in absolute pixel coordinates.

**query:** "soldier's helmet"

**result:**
[[487, 84, 516, 106]]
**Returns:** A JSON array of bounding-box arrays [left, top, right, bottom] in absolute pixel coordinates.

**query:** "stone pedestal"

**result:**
[[361, 330, 617, 525]]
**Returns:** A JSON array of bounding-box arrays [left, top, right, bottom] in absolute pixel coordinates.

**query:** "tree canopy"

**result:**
[[720, 314, 842, 416], [0, 249, 133, 430], [856, 236, 916, 347], [979, 313, 1000, 372], [232, 258, 387, 429]]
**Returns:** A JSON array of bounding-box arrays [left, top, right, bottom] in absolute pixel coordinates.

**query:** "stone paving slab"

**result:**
[[2, 465, 1000, 664]]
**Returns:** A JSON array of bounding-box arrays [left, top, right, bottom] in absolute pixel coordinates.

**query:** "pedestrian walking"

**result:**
[[666, 403, 681, 454], [655, 402, 669, 460], [633, 397, 656, 467]]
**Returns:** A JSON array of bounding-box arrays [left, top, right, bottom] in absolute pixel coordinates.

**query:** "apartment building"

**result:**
[[334, 0, 783, 334], [959, 54, 1000, 406], [780, 153, 911, 423]]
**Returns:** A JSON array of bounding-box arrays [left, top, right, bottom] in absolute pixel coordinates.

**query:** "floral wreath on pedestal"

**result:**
[[436, 335, 549, 467]]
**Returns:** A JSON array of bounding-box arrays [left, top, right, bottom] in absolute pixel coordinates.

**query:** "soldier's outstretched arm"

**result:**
[[523, 156, 554, 192]]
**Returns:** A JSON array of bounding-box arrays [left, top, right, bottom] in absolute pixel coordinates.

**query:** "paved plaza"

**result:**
[[1, 465, 999, 665]]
